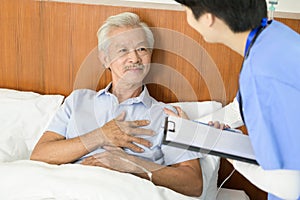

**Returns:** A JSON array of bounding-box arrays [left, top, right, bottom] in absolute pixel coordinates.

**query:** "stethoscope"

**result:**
[[237, 18, 272, 123]]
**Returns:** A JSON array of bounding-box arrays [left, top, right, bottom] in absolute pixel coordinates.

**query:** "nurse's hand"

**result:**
[[164, 106, 189, 119], [164, 107, 230, 130], [208, 121, 230, 130]]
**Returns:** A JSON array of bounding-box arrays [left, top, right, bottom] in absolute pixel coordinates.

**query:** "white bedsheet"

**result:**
[[0, 160, 249, 200], [0, 160, 199, 200]]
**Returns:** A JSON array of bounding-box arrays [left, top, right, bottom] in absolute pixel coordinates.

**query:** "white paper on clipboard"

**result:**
[[164, 116, 258, 164]]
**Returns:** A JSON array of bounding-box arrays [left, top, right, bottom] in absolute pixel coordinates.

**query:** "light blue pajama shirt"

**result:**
[[47, 83, 201, 165]]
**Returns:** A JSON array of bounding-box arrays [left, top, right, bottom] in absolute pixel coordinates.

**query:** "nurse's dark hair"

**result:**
[[175, 0, 267, 32]]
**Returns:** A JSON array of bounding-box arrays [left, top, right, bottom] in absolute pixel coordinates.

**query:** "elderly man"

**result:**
[[31, 12, 203, 197]]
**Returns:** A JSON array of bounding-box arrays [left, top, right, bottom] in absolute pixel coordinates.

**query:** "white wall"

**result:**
[[121, 0, 300, 13], [266, 0, 300, 13], [123, 0, 300, 13], [39, 0, 300, 18]]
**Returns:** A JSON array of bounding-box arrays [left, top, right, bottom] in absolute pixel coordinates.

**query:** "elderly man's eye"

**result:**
[[118, 48, 128, 53], [137, 47, 147, 52]]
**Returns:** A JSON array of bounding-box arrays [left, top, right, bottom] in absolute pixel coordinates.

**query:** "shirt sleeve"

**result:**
[[46, 94, 73, 136], [233, 160, 300, 199], [162, 145, 203, 165]]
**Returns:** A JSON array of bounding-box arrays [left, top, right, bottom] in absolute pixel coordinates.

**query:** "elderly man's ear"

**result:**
[[98, 50, 110, 69]]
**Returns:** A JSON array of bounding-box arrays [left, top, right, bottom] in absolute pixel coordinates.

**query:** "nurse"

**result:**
[[170, 0, 300, 199]]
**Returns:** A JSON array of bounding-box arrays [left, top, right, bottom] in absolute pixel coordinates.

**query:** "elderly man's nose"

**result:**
[[128, 50, 140, 63]]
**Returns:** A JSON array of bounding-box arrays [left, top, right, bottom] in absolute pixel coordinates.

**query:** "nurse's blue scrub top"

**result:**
[[239, 20, 300, 171]]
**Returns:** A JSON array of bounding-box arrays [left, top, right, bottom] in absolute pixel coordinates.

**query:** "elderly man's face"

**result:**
[[105, 26, 152, 86]]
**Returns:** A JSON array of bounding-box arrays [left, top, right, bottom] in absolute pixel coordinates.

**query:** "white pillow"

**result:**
[[196, 98, 244, 129], [170, 101, 222, 120], [169, 101, 222, 200], [0, 89, 64, 162]]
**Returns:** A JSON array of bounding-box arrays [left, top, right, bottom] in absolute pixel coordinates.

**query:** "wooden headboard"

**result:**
[[0, 0, 242, 104], [1, 1, 299, 199]]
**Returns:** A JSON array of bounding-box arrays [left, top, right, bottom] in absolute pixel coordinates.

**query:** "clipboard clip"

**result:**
[[163, 117, 176, 134]]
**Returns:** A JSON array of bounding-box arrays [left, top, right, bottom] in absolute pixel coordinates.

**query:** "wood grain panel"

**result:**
[[0, 0, 43, 91], [0, 0, 238, 102]]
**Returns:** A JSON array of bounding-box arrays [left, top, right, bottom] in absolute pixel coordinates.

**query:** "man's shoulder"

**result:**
[[148, 97, 176, 111], [66, 89, 98, 101]]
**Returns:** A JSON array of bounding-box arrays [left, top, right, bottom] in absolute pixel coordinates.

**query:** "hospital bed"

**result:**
[[0, 89, 249, 200]]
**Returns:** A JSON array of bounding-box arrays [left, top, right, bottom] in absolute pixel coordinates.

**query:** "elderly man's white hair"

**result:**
[[97, 12, 154, 52]]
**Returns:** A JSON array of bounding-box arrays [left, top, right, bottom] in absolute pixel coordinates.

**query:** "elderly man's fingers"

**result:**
[[103, 146, 123, 152], [129, 136, 152, 148], [81, 154, 116, 169], [124, 141, 146, 152], [81, 156, 102, 166], [125, 120, 151, 127], [129, 127, 155, 136], [81, 157, 92, 165]]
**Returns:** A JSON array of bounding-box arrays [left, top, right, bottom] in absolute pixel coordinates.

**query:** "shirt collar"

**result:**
[[96, 82, 113, 96], [96, 82, 152, 108], [135, 85, 152, 108]]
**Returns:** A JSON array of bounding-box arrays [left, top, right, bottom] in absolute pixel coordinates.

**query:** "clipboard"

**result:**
[[163, 116, 258, 165]]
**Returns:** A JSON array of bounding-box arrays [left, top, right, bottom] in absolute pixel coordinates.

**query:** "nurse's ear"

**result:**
[[202, 13, 215, 28]]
